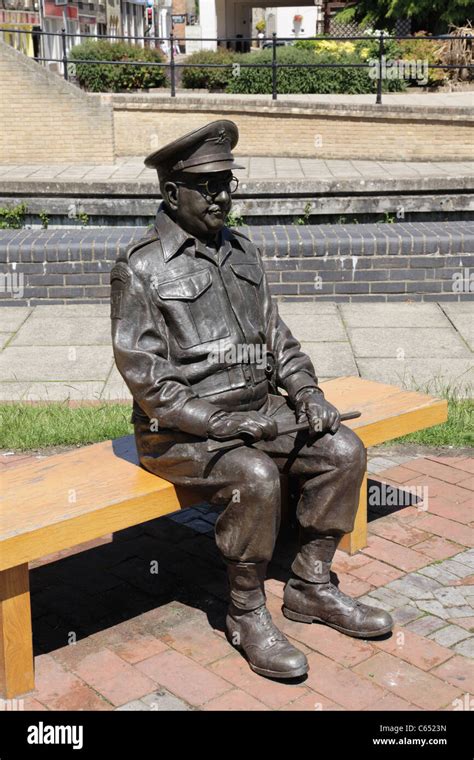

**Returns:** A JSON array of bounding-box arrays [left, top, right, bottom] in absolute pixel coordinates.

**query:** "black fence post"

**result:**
[[61, 28, 68, 81], [376, 29, 384, 105], [271, 32, 277, 100], [170, 32, 176, 97]]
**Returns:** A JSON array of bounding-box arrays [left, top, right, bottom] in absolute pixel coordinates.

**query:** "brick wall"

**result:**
[[1, 223, 473, 305], [0, 40, 114, 164], [112, 94, 474, 161]]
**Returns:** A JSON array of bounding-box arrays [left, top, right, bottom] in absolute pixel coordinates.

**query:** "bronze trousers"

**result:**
[[134, 394, 366, 574]]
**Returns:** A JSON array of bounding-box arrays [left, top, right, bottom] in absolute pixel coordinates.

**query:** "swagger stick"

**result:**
[[207, 410, 362, 452]]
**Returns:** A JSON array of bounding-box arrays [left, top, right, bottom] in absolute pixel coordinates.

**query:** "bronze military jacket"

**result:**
[[111, 207, 319, 437]]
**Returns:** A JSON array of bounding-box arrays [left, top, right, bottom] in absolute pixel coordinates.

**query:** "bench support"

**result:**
[[0, 564, 34, 699], [339, 470, 368, 555]]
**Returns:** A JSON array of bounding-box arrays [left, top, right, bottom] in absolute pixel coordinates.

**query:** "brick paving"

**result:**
[[1, 449, 473, 712]]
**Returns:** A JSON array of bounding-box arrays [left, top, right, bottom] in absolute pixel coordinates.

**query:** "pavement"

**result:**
[[0, 158, 472, 186], [1, 448, 473, 711], [137, 90, 474, 109], [0, 302, 472, 401]]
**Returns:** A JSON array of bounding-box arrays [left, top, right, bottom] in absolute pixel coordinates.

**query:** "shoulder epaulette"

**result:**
[[117, 230, 160, 264], [230, 228, 251, 242]]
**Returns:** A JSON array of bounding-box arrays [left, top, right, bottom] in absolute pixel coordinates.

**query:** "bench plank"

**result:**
[[0, 436, 199, 571], [0, 377, 447, 570]]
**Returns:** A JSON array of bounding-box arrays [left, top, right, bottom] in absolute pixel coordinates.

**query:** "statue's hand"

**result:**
[[294, 389, 340, 435], [207, 410, 278, 442]]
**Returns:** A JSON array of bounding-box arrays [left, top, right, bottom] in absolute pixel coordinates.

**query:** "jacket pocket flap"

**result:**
[[155, 268, 212, 301], [230, 263, 263, 286]]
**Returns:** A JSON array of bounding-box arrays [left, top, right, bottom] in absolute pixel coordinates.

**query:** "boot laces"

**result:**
[[255, 606, 284, 645]]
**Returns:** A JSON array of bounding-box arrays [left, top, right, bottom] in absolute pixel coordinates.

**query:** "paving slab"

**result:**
[[29, 304, 110, 319], [0, 345, 114, 382], [441, 313, 473, 352], [0, 307, 32, 332], [278, 302, 339, 316], [0, 381, 30, 400], [300, 342, 358, 377], [340, 303, 450, 328], [356, 358, 473, 394], [139, 691, 192, 711], [453, 639, 474, 658], [10, 317, 111, 346], [440, 302, 474, 316], [101, 366, 132, 401], [429, 625, 472, 648], [348, 327, 470, 359], [282, 313, 347, 342], [22, 381, 106, 402]]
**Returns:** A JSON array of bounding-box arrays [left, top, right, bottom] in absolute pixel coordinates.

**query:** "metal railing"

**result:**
[[2, 28, 472, 104]]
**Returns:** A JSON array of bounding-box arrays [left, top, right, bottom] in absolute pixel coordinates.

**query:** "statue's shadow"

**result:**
[[30, 477, 409, 673], [29, 510, 311, 685]]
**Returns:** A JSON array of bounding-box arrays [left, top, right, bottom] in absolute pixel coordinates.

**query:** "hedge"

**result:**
[[225, 46, 406, 95], [69, 40, 167, 92], [181, 48, 237, 90]]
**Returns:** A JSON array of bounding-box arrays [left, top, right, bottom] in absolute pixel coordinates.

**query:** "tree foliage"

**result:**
[[342, 0, 473, 34]]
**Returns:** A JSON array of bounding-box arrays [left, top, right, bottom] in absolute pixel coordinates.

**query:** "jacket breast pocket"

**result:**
[[230, 263, 265, 333], [152, 268, 230, 349]]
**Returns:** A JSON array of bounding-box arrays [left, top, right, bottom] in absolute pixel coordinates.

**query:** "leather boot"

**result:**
[[283, 534, 393, 638], [225, 560, 308, 679]]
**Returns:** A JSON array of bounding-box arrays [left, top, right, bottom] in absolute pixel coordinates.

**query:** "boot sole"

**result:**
[[248, 661, 309, 680], [282, 606, 393, 639], [228, 637, 308, 679]]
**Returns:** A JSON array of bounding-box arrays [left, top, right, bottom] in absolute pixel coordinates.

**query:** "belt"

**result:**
[[191, 364, 267, 398]]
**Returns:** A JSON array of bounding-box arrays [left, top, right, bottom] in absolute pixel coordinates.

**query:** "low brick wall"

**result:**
[[1, 223, 473, 306]]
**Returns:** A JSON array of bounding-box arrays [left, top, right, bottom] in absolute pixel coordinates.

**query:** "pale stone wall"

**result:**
[[112, 94, 473, 161]]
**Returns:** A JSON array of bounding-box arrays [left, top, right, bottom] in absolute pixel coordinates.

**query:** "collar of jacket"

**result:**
[[153, 205, 246, 264]]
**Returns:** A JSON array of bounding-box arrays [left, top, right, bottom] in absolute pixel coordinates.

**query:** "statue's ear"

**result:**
[[163, 181, 179, 210]]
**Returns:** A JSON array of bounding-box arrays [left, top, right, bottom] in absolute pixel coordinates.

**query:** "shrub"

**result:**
[[0, 203, 27, 229], [295, 39, 357, 57], [181, 48, 237, 90], [69, 40, 167, 92], [226, 46, 405, 95], [398, 33, 447, 86]]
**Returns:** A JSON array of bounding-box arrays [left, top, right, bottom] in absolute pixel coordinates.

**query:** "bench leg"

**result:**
[[339, 470, 368, 555], [0, 564, 35, 699]]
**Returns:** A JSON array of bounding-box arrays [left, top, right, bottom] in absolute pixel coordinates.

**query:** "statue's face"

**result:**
[[164, 171, 233, 241]]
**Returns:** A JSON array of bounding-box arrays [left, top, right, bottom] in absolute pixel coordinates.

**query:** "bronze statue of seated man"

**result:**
[[111, 120, 393, 680]]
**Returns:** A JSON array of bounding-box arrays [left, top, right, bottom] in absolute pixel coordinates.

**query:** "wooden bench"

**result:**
[[0, 376, 447, 699]]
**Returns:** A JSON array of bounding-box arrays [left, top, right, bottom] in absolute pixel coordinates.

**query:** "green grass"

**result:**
[[0, 403, 133, 451], [388, 397, 473, 447], [0, 390, 472, 451], [385, 376, 473, 448]]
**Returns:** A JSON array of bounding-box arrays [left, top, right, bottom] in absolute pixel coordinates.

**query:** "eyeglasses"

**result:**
[[175, 175, 239, 198]]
